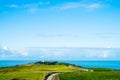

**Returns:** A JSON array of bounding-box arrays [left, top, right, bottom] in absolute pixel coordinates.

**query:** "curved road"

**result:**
[[46, 73, 59, 80]]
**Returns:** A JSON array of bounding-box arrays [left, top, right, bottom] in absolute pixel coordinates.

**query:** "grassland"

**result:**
[[1, 61, 120, 80], [59, 69, 120, 80], [0, 61, 81, 80]]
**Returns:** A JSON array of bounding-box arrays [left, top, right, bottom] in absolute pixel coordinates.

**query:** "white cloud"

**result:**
[[38, 1, 50, 5], [27, 8, 38, 13], [102, 53, 109, 58], [6, 1, 104, 14], [38, 48, 51, 52], [20, 51, 28, 56], [0, 46, 29, 59], [38, 47, 70, 53], [0, 47, 120, 60], [9, 4, 19, 8], [87, 3, 101, 9], [84, 49, 110, 59], [100, 50, 109, 58], [7, 1, 50, 13], [86, 3, 102, 11], [26, 47, 112, 60], [9, 1, 50, 9], [55, 2, 82, 10], [53, 51, 63, 58], [0, 46, 13, 57], [37, 33, 80, 38], [52, 2, 103, 11], [3, 46, 9, 50], [52, 2, 82, 10], [22, 3, 38, 8]]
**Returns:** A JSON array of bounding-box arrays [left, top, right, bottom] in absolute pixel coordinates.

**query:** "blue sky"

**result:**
[[0, 0, 120, 60]]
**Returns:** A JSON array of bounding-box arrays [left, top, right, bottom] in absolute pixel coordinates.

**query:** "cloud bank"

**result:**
[[53, 2, 103, 11], [0, 0, 109, 14], [0, 46, 120, 60], [0, 46, 27, 60]]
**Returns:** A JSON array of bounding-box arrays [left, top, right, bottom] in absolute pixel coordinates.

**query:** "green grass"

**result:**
[[0, 72, 43, 80], [87, 68, 113, 71], [0, 63, 80, 80], [59, 71, 120, 80], [1, 62, 118, 80]]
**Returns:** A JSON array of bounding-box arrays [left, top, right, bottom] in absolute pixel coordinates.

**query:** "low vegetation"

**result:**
[[59, 69, 120, 80], [88, 68, 113, 71], [0, 61, 119, 80], [0, 61, 81, 80]]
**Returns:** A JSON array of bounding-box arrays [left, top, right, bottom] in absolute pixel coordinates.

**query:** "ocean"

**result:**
[[0, 60, 120, 70], [60, 60, 120, 70], [0, 60, 37, 67]]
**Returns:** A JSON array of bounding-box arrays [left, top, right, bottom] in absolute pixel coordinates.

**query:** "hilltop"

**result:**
[[0, 61, 84, 80]]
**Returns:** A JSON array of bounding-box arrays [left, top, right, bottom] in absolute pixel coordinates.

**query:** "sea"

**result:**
[[0, 60, 120, 70]]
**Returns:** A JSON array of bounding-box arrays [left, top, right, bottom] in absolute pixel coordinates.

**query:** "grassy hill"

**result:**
[[59, 68, 120, 80], [59, 71, 120, 80], [0, 61, 82, 80], [0, 61, 119, 80]]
